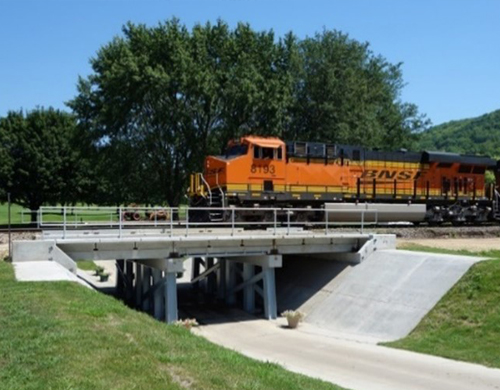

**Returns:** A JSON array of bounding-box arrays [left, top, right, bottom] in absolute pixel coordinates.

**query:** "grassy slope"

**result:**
[[0, 262, 342, 390], [386, 245, 500, 368], [0, 203, 31, 224], [417, 109, 500, 157], [77, 260, 97, 271]]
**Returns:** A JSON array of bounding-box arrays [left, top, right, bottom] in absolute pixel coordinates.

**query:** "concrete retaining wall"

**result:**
[[12, 240, 77, 274], [277, 249, 481, 342]]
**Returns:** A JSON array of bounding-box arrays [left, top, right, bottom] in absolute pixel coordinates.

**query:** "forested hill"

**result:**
[[417, 109, 500, 158]]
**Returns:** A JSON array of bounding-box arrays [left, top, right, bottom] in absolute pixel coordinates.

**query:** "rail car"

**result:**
[[188, 136, 500, 225]]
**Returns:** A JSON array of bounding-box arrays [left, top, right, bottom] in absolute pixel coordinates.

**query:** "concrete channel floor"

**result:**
[[192, 317, 500, 390]]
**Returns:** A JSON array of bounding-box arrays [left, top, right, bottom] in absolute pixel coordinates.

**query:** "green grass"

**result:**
[[0, 202, 179, 225], [0, 203, 31, 224], [0, 261, 343, 390], [76, 260, 97, 271], [385, 245, 500, 368], [398, 242, 500, 258]]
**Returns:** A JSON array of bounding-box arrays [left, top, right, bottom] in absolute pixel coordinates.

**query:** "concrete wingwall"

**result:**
[[12, 241, 77, 274], [276, 249, 481, 342]]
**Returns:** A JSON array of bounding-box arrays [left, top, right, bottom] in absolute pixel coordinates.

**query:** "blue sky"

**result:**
[[0, 0, 499, 125]]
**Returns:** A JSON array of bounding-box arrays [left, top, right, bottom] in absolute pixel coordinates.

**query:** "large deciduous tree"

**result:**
[[69, 19, 293, 206], [0, 108, 86, 221], [286, 30, 429, 148], [69, 19, 428, 206]]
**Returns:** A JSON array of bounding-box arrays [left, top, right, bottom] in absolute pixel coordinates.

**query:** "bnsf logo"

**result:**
[[362, 170, 421, 180]]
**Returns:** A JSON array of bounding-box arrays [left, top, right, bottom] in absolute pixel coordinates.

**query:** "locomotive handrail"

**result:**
[[199, 173, 212, 204], [494, 189, 500, 217], [215, 171, 225, 208]]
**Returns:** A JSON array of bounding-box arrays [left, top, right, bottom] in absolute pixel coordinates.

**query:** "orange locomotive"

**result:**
[[189, 136, 499, 224]]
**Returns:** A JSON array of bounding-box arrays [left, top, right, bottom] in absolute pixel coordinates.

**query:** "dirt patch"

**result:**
[[398, 238, 500, 252], [0, 232, 40, 244], [164, 366, 194, 389], [0, 244, 8, 259]]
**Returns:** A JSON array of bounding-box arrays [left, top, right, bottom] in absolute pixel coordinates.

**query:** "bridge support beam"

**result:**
[[243, 263, 255, 313], [225, 260, 238, 305], [141, 266, 152, 312], [141, 258, 184, 323], [125, 260, 134, 305], [190, 255, 281, 319], [191, 257, 204, 290], [225, 255, 282, 320], [116, 259, 125, 297], [164, 271, 178, 323], [152, 269, 164, 320], [206, 257, 217, 294], [115, 258, 183, 324], [135, 262, 143, 308]]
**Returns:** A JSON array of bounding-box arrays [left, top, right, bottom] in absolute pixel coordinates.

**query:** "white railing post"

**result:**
[[63, 207, 67, 239], [231, 208, 235, 236], [185, 207, 189, 237], [170, 207, 173, 237], [119, 206, 123, 239], [325, 209, 329, 235], [287, 210, 291, 235], [273, 209, 277, 235], [361, 210, 365, 234]]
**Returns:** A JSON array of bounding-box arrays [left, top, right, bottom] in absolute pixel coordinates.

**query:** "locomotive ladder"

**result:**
[[495, 190, 500, 220]]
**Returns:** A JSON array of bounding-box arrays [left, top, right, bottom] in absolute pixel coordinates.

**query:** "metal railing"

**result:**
[[38, 205, 379, 239]]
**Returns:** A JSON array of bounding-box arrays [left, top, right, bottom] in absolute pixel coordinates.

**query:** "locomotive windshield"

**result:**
[[225, 143, 248, 157]]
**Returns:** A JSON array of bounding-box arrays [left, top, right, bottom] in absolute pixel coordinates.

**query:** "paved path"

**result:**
[[13, 261, 92, 288], [193, 317, 500, 390]]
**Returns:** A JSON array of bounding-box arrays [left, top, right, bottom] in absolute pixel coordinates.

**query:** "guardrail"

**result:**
[[38, 206, 379, 239]]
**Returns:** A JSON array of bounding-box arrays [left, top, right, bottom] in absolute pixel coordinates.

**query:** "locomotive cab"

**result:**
[[189, 136, 286, 208]]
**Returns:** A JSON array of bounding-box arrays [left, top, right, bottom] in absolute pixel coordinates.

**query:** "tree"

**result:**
[[0, 108, 85, 221], [287, 30, 429, 149], [69, 19, 293, 206], [69, 19, 428, 206]]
